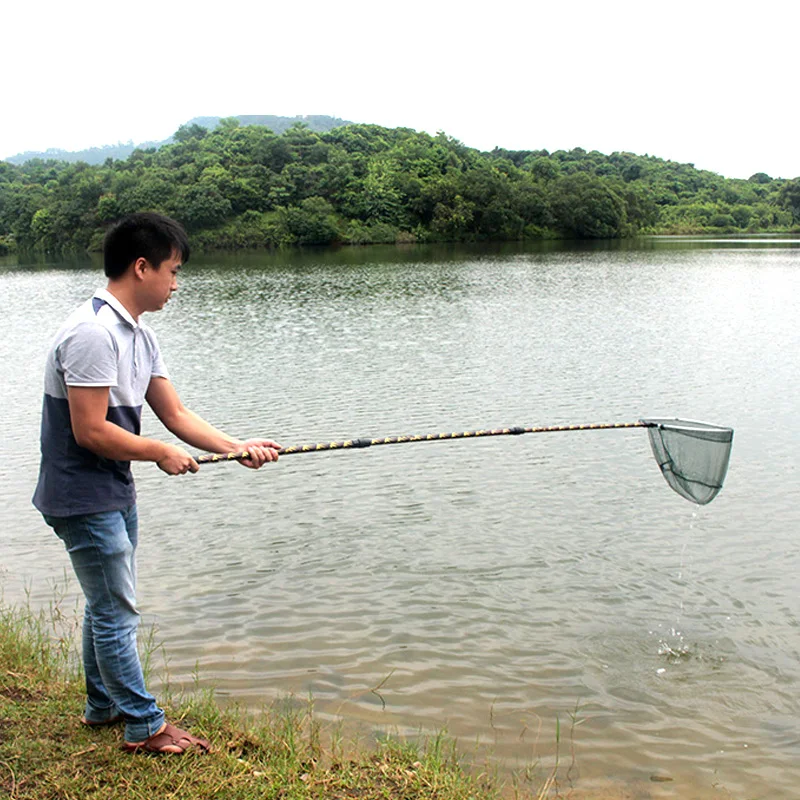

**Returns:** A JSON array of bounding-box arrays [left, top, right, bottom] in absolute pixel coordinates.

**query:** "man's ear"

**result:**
[[132, 257, 149, 280]]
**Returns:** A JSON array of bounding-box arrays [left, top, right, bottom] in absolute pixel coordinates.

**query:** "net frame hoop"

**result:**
[[640, 417, 734, 444]]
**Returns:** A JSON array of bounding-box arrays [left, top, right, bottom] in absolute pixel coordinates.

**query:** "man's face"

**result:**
[[143, 251, 181, 312]]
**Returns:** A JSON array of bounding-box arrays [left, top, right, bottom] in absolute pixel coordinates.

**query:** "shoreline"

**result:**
[[2, 230, 800, 269], [0, 600, 541, 799]]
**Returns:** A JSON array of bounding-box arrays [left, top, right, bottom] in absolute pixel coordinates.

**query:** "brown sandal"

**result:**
[[122, 722, 211, 755]]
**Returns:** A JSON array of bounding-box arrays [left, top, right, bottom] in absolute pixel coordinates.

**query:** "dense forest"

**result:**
[[1, 118, 799, 256]]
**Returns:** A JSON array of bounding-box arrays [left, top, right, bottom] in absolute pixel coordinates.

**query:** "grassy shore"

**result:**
[[0, 601, 547, 800]]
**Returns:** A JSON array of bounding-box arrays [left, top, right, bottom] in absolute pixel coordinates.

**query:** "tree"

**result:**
[[96, 194, 121, 223], [550, 173, 629, 238], [173, 123, 208, 143], [116, 173, 175, 215], [431, 195, 475, 239], [277, 197, 340, 245], [30, 208, 55, 250], [778, 179, 800, 223], [360, 160, 404, 225], [709, 213, 736, 229], [173, 185, 232, 231], [731, 205, 752, 229]]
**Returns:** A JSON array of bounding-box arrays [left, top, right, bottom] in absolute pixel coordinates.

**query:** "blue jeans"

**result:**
[[44, 506, 165, 743]]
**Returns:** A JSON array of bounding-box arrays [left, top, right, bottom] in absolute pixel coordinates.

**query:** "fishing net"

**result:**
[[200, 416, 734, 506], [642, 419, 733, 505]]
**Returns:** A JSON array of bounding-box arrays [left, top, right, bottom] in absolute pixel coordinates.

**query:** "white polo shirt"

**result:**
[[33, 288, 170, 517]]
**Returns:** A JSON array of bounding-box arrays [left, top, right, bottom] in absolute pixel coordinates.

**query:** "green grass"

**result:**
[[0, 600, 516, 800]]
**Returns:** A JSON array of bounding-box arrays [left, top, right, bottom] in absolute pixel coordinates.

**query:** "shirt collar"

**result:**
[[93, 288, 139, 329]]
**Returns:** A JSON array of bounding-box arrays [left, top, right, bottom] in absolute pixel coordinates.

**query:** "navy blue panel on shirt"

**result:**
[[33, 289, 171, 518], [32, 395, 139, 517]]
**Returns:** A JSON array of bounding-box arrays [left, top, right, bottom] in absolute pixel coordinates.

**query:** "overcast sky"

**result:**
[[2, 0, 797, 179]]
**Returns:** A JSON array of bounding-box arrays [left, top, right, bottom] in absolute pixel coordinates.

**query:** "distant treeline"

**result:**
[[1, 119, 799, 256]]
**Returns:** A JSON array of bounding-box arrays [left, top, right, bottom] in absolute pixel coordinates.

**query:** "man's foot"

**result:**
[[122, 722, 211, 755]]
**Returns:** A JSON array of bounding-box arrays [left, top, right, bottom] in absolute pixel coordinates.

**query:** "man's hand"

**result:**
[[146, 379, 281, 471], [237, 438, 281, 469], [157, 444, 200, 475]]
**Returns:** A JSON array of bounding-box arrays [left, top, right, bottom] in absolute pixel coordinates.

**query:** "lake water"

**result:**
[[2, 238, 799, 798]]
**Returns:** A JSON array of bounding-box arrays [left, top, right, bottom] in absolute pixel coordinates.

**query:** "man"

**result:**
[[32, 212, 279, 754]]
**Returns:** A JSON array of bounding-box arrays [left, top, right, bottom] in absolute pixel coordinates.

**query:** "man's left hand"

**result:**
[[238, 438, 281, 469]]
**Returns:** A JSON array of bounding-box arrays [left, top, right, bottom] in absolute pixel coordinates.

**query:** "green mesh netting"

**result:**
[[642, 419, 733, 505]]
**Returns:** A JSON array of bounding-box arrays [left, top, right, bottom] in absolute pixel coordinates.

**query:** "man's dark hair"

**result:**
[[103, 213, 190, 279]]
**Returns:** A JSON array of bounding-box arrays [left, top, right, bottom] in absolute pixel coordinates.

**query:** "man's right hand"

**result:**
[[157, 444, 200, 475]]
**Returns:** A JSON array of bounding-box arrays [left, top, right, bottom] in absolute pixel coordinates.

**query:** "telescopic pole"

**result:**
[[196, 421, 650, 464]]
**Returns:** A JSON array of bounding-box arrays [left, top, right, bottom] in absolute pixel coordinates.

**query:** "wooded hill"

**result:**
[[3, 115, 353, 166], [1, 118, 798, 256]]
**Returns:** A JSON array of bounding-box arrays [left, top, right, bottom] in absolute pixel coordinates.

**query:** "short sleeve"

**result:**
[[57, 322, 118, 387]]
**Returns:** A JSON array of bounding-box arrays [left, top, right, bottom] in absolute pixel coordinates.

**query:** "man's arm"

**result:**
[[145, 376, 279, 468], [68, 386, 199, 475]]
